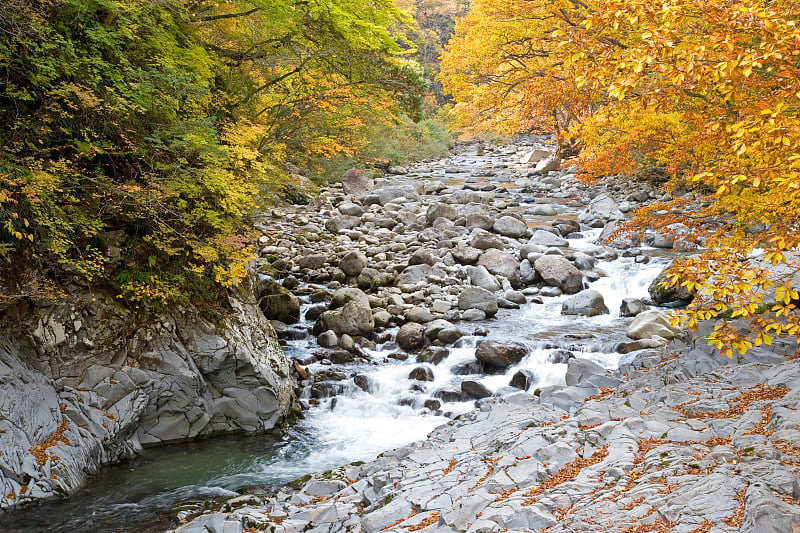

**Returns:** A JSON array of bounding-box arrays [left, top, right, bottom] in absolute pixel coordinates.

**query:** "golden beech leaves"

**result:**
[[441, 0, 800, 355]]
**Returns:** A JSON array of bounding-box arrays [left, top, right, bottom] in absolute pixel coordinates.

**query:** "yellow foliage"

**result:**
[[440, 0, 800, 354]]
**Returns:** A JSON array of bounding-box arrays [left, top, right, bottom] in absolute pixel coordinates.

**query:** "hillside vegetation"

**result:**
[[0, 0, 428, 311], [440, 0, 800, 354]]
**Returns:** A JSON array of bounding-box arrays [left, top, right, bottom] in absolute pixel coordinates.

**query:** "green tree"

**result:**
[[0, 0, 425, 311]]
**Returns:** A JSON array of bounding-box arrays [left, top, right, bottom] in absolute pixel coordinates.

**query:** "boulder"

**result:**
[[317, 330, 338, 348], [648, 267, 694, 305], [547, 350, 574, 364], [338, 202, 364, 217], [620, 298, 649, 317], [461, 380, 491, 399], [259, 281, 301, 324], [533, 155, 561, 174], [520, 259, 540, 285], [426, 203, 457, 226], [493, 216, 528, 238], [475, 340, 528, 368], [408, 366, 434, 382], [366, 185, 419, 206], [325, 215, 361, 234], [529, 204, 558, 216], [424, 319, 455, 340], [529, 230, 567, 247], [561, 290, 609, 317], [465, 213, 495, 231], [597, 220, 641, 249], [509, 370, 535, 390], [408, 248, 438, 267], [433, 389, 470, 403], [298, 254, 326, 270], [451, 245, 482, 265], [568, 252, 595, 271], [471, 232, 505, 250], [477, 249, 520, 285], [565, 358, 620, 388], [578, 193, 624, 225], [520, 149, 550, 164], [416, 347, 449, 365], [404, 306, 433, 324], [398, 264, 445, 286], [533, 255, 583, 294], [319, 288, 374, 336], [626, 310, 680, 341], [397, 322, 426, 351], [437, 327, 464, 344], [458, 287, 498, 317], [339, 250, 368, 277], [342, 168, 375, 196], [467, 265, 501, 292]]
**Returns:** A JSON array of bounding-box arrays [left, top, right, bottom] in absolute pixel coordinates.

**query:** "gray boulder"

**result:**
[[408, 248, 438, 267], [533, 155, 561, 174], [565, 357, 620, 388], [648, 267, 694, 305], [397, 323, 426, 351], [465, 213, 495, 231], [467, 265, 501, 292], [416, 347, 449, 365], [626, 310, 680, 341], [319, 288, 374, 336], [426, 203, 457, 226], [325, 215, 361, 234], [366, 185, 419, 206], [338, 202, 364, 216], [509, 370, 535, 390], [458, 287, 498, 317], [339, 250, 368, 277], [597, 220, 641, 249], [477, 249, 520, 285], [451, 245, 482, 265], [342, 168, 374, 196], [529, 230, 567, 247], [404, 306, 433, 324], [561, 290, 609, 317], [620, 298, 649, 317], [475, 340, 528, 368], [408, 366, 434, 382], [533, 255, 583, 294], [297, 254, 326, 270], [259, 281, 301, 324], [398, 264, 445, 286], [461, 380, 491, 399], [578, 193, 624, 225], [493, 216, 528, 238], [471, 232, 505, 250]]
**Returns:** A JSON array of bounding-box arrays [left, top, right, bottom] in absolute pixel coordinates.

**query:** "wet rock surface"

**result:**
[[0, 271, 295, 510], [173, 328, 800, 533]]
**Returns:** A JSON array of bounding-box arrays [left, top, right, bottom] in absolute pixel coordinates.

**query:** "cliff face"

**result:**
[[0, 272, 295, 509]]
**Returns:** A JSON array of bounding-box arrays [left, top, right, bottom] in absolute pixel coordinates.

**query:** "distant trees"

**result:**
[[0, 0, 425, 310], [440, 0, 800, 355]]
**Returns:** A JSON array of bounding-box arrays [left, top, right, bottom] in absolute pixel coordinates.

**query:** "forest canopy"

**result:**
[[440, 0, 800, 355], [0, 0, 426, 310]]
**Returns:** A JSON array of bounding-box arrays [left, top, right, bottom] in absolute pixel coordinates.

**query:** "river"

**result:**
[[0, 144, 671, 532]]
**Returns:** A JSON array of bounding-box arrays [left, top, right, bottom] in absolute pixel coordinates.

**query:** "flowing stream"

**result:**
[[0, 150, 670, 532]]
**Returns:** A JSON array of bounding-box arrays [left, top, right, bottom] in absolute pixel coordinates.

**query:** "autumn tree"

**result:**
[[0, 0, 425, 311], [440, 0, 800, 355]]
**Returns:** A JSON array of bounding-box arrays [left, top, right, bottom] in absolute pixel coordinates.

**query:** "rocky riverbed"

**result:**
[[167, 139, 800, 532], [6, 138, 799, 532], [0, 272, 296, 512], [174, 332, 800, 533]]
